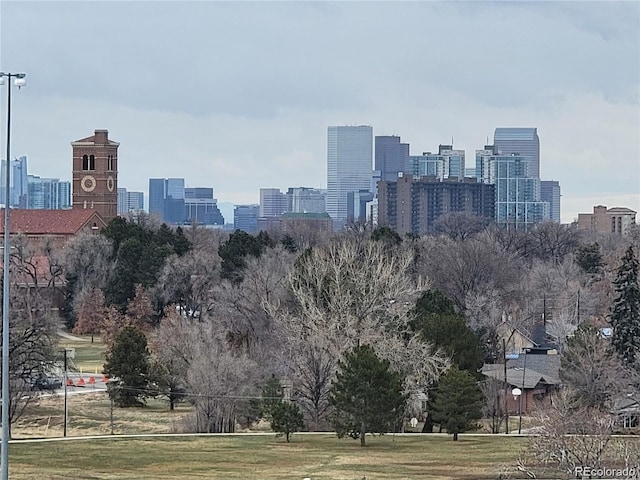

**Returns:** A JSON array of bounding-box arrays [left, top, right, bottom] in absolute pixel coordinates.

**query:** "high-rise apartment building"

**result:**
[[71, 130, 119, 223], [375, 136, 409, 182], [409, 145, 466, 181], [148, 178, 186, 224], [27, 176, 71, 209], [117, 188, 144, 215], [493, 128, 540, 179], [184, 187, 224, 226], [377, 175, 495, 236], [327, 125, 373, 225], [286, 187, 326, 214], [259, 188, 288, 217], [477, 149, 549, 230], [234, 204, 259, 235], [540, 180, 561, 223]]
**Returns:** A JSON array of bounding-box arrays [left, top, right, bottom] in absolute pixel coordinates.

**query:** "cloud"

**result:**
[[1, 1, 638, 223]]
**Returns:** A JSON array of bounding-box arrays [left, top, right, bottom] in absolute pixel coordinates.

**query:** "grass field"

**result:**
[[58, 335, 106, 374], [8, 434, 527, 479]]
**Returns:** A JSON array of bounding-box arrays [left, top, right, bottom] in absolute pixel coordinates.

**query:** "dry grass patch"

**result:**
[[9, 435, 525, 479]]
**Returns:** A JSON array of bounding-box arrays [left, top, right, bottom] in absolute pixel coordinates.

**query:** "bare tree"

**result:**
[[155, 227, 224, 319], [560, 325, 635, 409], [433, 212, 490, 241], [268, 237, 449, 426], [480, 377, 504, 434], [72, 288, 106, 342], [180, 320, 259, 433], [514, 389, 633, 479]]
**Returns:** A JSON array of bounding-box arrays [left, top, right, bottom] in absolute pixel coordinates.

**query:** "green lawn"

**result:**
[[8, 434, 527, 479]]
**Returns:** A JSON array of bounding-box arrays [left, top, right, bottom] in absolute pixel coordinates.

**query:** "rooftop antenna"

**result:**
[[451, 136, 454, 146]]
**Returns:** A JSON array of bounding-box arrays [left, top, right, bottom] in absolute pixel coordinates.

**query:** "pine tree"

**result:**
[[330, 345, 406, 446], [104, 326, 150, 407], [430, 367, 483, 441], [611, 246, 640, 366], [270, 402, 305, 442]]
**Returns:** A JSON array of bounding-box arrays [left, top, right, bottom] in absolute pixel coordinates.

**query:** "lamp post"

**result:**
[[511, 387, 522, 434], [0, 71, 26, 480]]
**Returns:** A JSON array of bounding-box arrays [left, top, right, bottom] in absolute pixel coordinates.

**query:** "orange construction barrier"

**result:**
[[88, 376, 95, 385], [77, 377, 85, 386], [102, 374, 109, 383], [66, 378, 74, 387]]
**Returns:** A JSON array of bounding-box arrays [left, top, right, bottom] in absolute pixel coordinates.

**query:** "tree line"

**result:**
[[4, 212, 640, 448]]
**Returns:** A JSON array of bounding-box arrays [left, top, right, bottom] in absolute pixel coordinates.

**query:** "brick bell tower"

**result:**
[[71, 129, 119, 222]]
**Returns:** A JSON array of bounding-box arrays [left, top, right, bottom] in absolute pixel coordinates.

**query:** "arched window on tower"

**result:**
[[82, 155, 89, 170], [89, 155, 95, 170]]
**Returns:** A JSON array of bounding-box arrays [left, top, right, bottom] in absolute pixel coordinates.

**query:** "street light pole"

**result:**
[[0, 71, 26, 480]]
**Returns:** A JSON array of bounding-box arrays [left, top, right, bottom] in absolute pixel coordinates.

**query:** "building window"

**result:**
[[82, 155, 89, 170], [107, 155, 114, 171], [89, 155, 95, 170]]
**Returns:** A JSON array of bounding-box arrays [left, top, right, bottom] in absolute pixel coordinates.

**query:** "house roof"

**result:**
[[481, 353, 562, 389], [0, 209, 106, 236]]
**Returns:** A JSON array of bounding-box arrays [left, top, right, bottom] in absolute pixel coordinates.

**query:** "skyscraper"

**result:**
[[234, 204, 259, 234], [117, 188, 144, 215], [327, 125, 373, 225], [286, 187, 326, 214], [493, 128, 540, 179], [375, 136, 409, 182], [477, 149, 549, 230], [0, 156, 29, 207], [409, 145, 466, 180], [148, 178, 185, 224], [27, 176, 71, 209], [259, 188, 288, 217], [540, 180, 561, 223], [184, 187, 224, 225]]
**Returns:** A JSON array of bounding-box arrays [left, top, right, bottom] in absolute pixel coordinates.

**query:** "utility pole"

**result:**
[[63, 349, 68, 437], [503, 338, 509, 434]]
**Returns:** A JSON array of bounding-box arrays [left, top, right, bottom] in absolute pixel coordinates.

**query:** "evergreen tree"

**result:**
[[330, 345, 406, 446], [270, 402, 305, 443], [430, 367, 483, 441], [261, 374, 284, 419], [218, 230, 264, 283], [411, 290, 483, 375], [259, 376, 304, 442], [611, 246, 640, 366], [104, 326, 150, 407], [575, 242, 604, 275]]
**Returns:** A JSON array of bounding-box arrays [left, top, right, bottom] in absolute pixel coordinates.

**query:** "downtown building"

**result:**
[[410, 145, 466, 180], [27, 176, 71, 209], [234, 204, 259, 235], [377, 175, 495, 236], [117, 188, 144, 215], [493, 128, 540, 179], [149, 178, 186, 224], [476, 147, 549, 230], [184, 187, 224, 226], [326, 125, 373, 227], [259, 188, 288, 217], [286, 187, 326, 214], [375, 136, 409, 183]]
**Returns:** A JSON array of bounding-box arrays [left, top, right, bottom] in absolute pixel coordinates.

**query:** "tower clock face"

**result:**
[[107, 176, 115, 192], [81, 175, 97, 192]]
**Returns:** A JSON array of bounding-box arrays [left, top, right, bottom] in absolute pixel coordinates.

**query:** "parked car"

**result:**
[[31, 375, 63, 390]]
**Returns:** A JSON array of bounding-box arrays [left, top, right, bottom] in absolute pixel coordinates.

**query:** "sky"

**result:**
[[0, 1, 638, 224]]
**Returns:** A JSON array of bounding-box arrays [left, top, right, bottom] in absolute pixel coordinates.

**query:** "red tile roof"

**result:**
[[0, 209, 107, 235]]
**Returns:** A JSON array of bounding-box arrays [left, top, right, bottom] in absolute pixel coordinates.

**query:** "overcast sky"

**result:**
[[1, 1, 638, 223]]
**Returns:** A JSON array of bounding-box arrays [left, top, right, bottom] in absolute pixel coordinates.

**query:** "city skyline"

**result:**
[[1, 2, 638, 223]]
